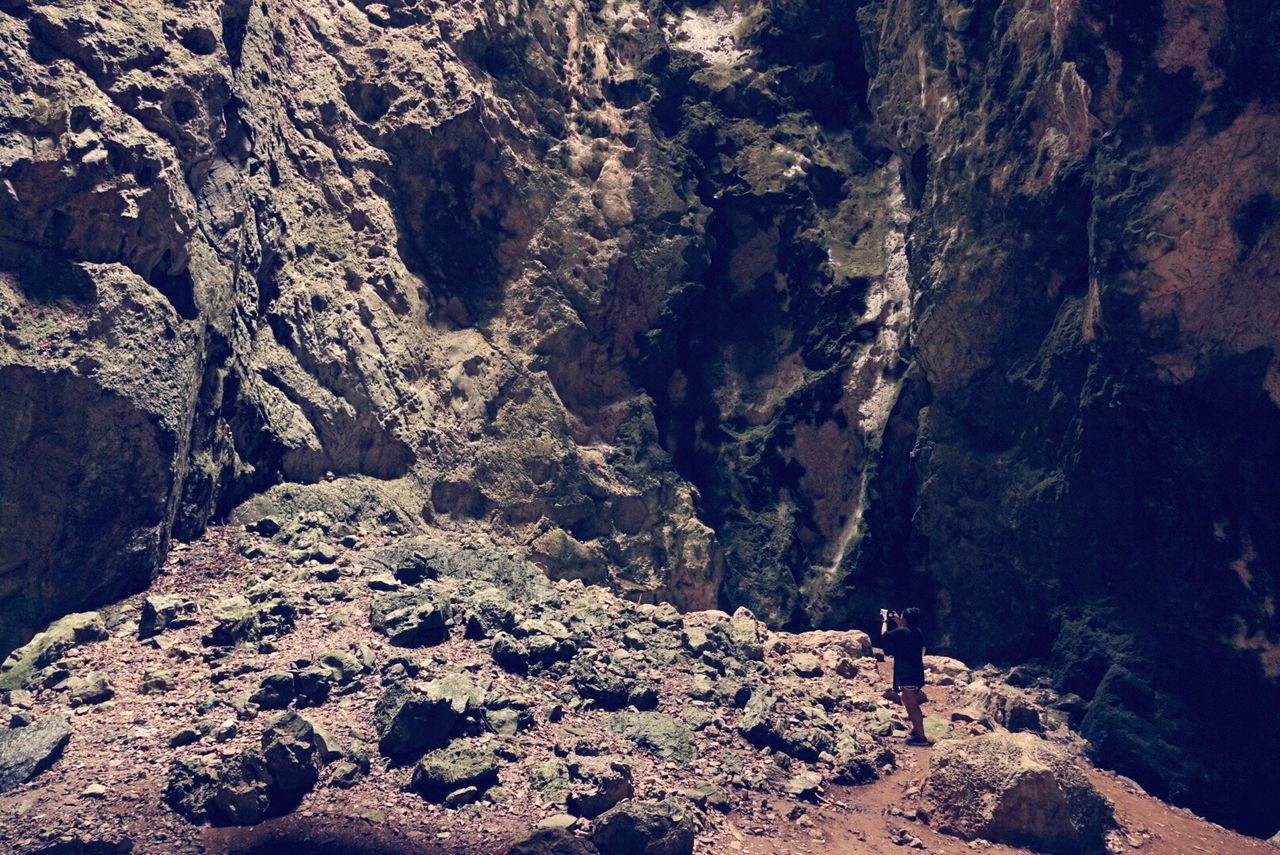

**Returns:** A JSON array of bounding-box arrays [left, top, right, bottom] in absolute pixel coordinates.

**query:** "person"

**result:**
[[880, 606, 930, 746]]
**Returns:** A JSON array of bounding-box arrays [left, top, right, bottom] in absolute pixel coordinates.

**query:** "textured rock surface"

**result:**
[[0, 0, 1278, 837], [841, 0, 1280, 834], [0, 714, 69, 792], [921, 732, 1113, 854]]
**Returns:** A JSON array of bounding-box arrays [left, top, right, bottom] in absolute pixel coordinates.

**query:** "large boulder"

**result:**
[[137, 594, 199, 638], [591, 799, 695, 855], [374, 673, 480, 757], [566, 756, 633, 819], [0, 613, 106, 691], [571, 653, 657, 711], [163, 712, 326, 826], [920, 732, 1113, 853], [506, 828, 599, 855], [0, 715, 71, 792], [369, 585, 451, 647], [604, 713, 697, 766], [410, 743, 500, 802], [203, 592, 296, 647], [259, 712, 323, 808], [706, 609, 766, 663]]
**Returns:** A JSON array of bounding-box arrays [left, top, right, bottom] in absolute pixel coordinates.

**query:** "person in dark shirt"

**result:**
[[880, 606, 930, 746]]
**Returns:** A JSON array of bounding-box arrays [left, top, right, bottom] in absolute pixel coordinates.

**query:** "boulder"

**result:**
[[591, 799, 695, 855], [0, 613, 106, 691], [530, 759, 571, 805], [139, 668, 176, 695], [604, 713, 697, 766], [369, 585, 450, 647], [259, 712, 322, 806], [485, 703, 534, 736], [464, 588, 519, 639], [968, 680, 1044, 734], [920, 732, 1113, 853], [163, 758, 219, 823], [316, 649, 364, 686], [707, 608, 765, 662], [506, 828, 600, 855], [566, 756, 633, 819], [203, 594, 296, 647], [164, 712, 326, 826], [0, 715, 70, 792], [789, 652, 824, 678], [492, 632, 532, 673], [514, 618, 578, 662], [137, 595, 199, 638], [831, 731, 894, 785], [924, 655, 970, 680], [410, 743, 500, 802], [250, 672, 296, 710], [293, 666, 332, 707], [571, 654, 658, 711], [737, 691, 835, 762], [210, 750, 273, 826], [374, 674, 479, 757], [68, 673, 115, 706]]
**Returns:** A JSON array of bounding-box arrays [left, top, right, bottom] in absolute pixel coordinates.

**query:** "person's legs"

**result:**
[[901, 687, 926, 740]]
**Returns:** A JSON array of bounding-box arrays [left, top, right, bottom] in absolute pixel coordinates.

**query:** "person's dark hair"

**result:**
[[902, 607, 922, 629]]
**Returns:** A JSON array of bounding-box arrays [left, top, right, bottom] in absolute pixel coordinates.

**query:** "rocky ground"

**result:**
[[1, 519, 1274, 854]]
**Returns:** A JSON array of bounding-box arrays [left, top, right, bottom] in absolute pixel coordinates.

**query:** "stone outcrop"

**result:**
[[920, 732, 1113, 854], [1, 0, 1277, 837]]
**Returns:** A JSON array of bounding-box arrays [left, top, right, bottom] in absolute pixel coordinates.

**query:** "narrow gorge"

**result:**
[[1, 0, 1278, 852]]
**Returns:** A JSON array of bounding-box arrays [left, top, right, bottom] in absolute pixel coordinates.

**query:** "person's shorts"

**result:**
[[898, 685, 922, 692]]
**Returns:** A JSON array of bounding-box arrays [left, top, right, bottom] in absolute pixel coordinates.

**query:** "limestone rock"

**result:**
[[374, 674, 479, 757], [137, 595, 199, 639], [0, 613, 106, 692], [604, 713, 697, 766], [250, 672, 296, 710], [566, 756, 633, 819], [410, 743, 500, 802], [0, 0, 1275, 835], [591, 799, 695, 855], [464, 588, 519, 639], [68, 673, 114, 707], [707, 609, 766, 663], [164, 711, 324, 826], [163, 758, 219, 824], [492, 633, 532, 674], [571, 654, 657, 711], [259, 712, 323, 806], [920, 732, 1113, 853], [506, 828, 598, 855], [369, 585, 451, 648], [0, 715, 70, 792], [203, 594, 296, 648]]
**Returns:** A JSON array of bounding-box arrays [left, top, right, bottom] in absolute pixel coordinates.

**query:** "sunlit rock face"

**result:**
[[0, 0, 910, 661], [1, 0, 1277, 835]]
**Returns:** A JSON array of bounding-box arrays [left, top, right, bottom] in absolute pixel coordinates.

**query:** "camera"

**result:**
[[880, 608, 889, 619]]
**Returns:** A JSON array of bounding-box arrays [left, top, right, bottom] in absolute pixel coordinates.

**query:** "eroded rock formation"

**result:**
[[1, 0, 1277, 837]]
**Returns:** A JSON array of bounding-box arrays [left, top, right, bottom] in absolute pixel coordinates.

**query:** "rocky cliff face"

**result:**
[[1, 0, 1277, 837], [846, 0, 1280, 835]]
